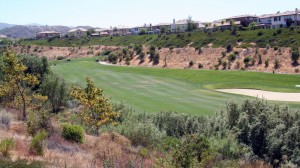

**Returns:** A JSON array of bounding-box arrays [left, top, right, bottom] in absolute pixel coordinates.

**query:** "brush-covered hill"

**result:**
[[0, 25, 71, 38]]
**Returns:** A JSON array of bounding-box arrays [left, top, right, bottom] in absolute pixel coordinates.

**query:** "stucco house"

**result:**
[[152, 23, 172, 33], [171, 19, 201, 32], [36, 31, 60, 39], [68, 28, 88, 38], [258, 8, 300, 29], [112, 25, 132, 36], [225, 15, 258, 23]]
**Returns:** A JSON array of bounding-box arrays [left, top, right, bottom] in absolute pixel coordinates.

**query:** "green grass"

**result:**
[[51, 57, 300, 115], [21, 28, 300, 48]]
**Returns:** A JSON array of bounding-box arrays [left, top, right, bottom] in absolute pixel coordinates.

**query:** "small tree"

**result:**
[[286, 18, 294, 28], [186, 16, 198, 32], [291, 49, 299, 65], [71, 77, 120, 135], [0, 52, 46, 120], [139, 52, 145, 62], [274, 59, 280, 70], [139, 29, 147, 35], [40, 73, 67, 113]]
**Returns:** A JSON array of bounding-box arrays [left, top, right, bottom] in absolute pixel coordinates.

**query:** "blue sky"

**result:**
[[0, 0, 299, 28]]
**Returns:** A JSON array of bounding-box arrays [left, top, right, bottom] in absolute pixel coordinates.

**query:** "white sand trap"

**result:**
[[216, 89, 300, 102], [99, 61, 113, 66]]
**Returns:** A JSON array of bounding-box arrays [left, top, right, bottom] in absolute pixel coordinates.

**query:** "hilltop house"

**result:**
[[225, 15, 258, 23], [36, 31, 60, 39], [152, 23, 172, 33], [68, 28, 87, 38], [112, 25, 132, 36], [258, 8, 300, 29], [131, 24, 153, 35], [171, 19, 204, 32]]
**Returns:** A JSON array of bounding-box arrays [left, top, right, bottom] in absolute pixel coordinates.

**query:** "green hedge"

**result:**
[[62, 123, 84, 143]]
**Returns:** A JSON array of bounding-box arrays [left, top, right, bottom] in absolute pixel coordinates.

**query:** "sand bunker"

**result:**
[[216, 89, 300, 102]]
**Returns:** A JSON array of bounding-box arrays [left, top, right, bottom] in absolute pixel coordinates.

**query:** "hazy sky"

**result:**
[[1, 0, 299, 28]]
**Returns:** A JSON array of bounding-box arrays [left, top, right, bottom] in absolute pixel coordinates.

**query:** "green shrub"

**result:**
[[221, 51, 226, 57], [222, 61, 227, 70], [56, 56, 65, 60], [26, 111, 50, 136], [243, 56, 251, 66], [108, 53, 118, 64], [0, 110, 12, 127], [265, 59, 269, 67], [198, 63, 204, 69], [101, 50, 111, 56], [228, 54, 236, 62], [120, 122, 166, 147], [258, 54, 262, 64], [62, 124, 84, 143], [291, 49, 299, 64], [0, 138, 14, 157], [172, 135, 210, 168], [30, 131, 48, 156], [189, 61, 194, 67], [274, 58, 280, 69], [226, 44, 233, 52], [257, 31, 263, 36]]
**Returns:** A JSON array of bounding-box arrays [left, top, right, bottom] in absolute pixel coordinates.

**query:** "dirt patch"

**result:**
[[216, 89, 300, 102]]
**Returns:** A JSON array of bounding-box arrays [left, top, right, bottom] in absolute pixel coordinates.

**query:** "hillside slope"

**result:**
[[0, 25, 71, 38], [11, 45, 300, 74]]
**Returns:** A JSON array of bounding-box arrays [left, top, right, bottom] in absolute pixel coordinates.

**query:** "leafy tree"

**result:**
[[87, 28, 96, 36], [229, 19, 235, 26], [139, 29, 147, 35], [0, 52, 46, 120], [186, 16, 198, 32], [71, 77, 120, 135], [241, 20, 250, 27], [40, 73, 67, 113], [139, 52, 145, 62], [286, 18, 294, 28], [160, 26, 168, 34], [173, 135, 210, 168], [249, 22, 257, 30]]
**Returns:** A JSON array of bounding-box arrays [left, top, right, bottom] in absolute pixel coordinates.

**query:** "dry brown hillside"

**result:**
[[11, 45, 300, 74]]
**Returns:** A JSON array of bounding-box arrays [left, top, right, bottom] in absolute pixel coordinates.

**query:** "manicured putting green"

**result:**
[[51, 57, 300, 115]]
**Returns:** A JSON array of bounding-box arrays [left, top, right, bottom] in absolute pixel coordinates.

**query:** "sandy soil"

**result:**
[[216, 89, 300, 102]]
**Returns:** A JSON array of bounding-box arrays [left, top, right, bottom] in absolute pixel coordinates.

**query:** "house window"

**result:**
[[274, 17, 278, 22], [278, 16, 281, 21]]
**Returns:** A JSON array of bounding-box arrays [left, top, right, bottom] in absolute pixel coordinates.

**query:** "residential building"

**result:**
[[131, 24, 153, 34], [152, 23, 172, 33], [112, 25, 132, 36], [225, 15, 258, 23], [208, 20, 241, 29], [100, 32, 110, 37], [171, 19, 201, 32], [258, 8, 300, 29], [68, 28, 88, 38], [36, 31, 60, 39]]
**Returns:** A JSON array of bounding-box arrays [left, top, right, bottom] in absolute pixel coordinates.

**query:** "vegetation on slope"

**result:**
[[20, 27, 300, 48], [0, 51, 300, 167]]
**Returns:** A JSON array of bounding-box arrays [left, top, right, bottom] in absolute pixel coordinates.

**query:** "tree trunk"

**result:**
[[16, 82, 27, 120]]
